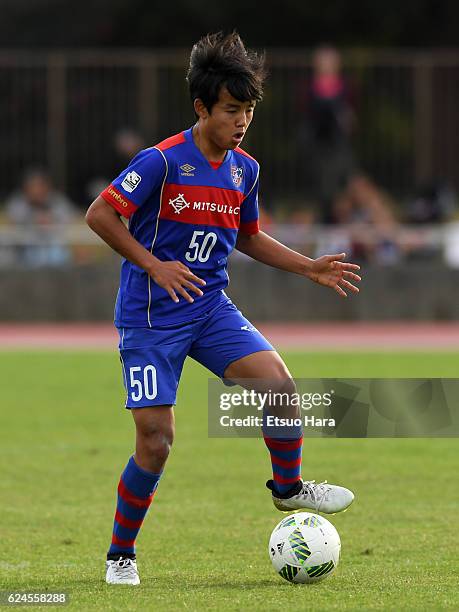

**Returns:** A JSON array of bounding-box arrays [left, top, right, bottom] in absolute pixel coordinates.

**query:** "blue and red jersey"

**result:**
[[100, 127, 260, 327]]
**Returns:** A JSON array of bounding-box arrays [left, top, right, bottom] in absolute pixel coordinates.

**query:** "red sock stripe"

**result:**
[[118, 479, 155, 509], [111, 533, 135, 548], [264, 436, 303, 451], [274, 473, 302, 485], [115, 510, 144, 530], [271, 455, 302, 469]]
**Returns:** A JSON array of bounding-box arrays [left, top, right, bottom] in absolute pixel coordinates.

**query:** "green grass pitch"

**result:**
[[1, 350, 458, 610]]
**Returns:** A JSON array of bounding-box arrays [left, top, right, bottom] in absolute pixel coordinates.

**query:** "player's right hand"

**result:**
[[148, 260, 206, 303]]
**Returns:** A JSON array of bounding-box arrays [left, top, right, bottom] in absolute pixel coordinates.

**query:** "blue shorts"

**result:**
[[118, 299, 274, 408]]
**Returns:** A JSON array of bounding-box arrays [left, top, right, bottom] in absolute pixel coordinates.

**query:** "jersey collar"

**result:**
[[184, 127, 232, 170]]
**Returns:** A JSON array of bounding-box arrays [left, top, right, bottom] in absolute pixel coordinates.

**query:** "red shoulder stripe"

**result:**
[[156, 132, 186, 151], [235, 146, 257, 162]]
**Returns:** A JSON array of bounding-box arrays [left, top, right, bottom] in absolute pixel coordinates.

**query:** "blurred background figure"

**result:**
[[407, 180, 457, 225], [298, 45, 358, 223], [329, 174, 400, 264], [113, 128, 145, 167], [86, 128, 145, 201], [5, 168, 77, 267]]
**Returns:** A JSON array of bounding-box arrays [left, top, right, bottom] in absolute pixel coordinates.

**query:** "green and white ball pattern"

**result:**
[[269, 512, 341, 583]]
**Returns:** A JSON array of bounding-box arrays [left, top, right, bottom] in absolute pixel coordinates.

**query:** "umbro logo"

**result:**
[[240, 324, 257, 332], [180, 163, 195, 176], [169, 193, 190, 214]]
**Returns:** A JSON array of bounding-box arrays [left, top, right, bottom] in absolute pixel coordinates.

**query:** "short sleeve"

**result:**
[[239, 166, 260, 235], [100, 148, 166, 218]]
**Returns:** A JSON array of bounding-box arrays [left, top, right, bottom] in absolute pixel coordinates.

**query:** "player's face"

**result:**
[[200, 88, 256, 152]]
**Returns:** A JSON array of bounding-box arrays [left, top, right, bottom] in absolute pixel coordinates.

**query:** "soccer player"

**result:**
[[86, 32, 361, 586]]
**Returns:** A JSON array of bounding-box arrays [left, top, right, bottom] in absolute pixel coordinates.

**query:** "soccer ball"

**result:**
[[269, 512, 341, 583]]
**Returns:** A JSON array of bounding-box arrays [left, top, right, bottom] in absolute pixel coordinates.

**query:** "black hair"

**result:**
[[186, 31, 266, 114]]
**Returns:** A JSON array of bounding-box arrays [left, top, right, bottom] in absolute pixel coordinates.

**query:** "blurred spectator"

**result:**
[[298, 45, 358, 222], [114, 128, 145, 166], [87, 128, 145, 200], [317, 174, 401, 264], [5, 168, 77, 267], [407, 180, 458, 224], [407, 180, 459, 263]]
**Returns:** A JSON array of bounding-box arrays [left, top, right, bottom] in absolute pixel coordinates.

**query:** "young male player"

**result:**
[[86, 32, 361, 585]]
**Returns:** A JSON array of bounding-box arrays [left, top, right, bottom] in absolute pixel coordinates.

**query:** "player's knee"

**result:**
[[137, 422, 174, 463], [266, 361, 297, 395], [278, 376, 297, 397], [142, 432, 173, 465], [263, 361, 297, 420]]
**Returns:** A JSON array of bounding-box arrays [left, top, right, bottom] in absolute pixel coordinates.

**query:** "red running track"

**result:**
[[1, 322, 459, 350]]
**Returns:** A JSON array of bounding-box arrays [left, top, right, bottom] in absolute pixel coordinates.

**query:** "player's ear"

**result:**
[[194, 98, 209, 120]]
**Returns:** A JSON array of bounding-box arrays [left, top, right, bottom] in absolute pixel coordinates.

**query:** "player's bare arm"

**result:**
[[236, 230, 361, 298], [85, 196, 206, 303]]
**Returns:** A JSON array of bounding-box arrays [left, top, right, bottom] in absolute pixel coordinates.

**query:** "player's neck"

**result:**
[[192, 124, 227, 163]]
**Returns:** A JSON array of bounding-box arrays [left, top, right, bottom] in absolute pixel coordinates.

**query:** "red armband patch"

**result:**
[[239, 219, 259, 235], [100, 184, 138, 218]]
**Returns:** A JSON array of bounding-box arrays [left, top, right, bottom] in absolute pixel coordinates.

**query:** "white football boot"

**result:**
[[267, 479, 354, 514], [105, 556, 140, 585]]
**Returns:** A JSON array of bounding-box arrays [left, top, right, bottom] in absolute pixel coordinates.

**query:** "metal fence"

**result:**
[[1, 49, 459, 209]]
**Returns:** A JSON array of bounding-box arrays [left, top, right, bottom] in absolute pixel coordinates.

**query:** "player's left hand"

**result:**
[[306, 252, 361, 298]]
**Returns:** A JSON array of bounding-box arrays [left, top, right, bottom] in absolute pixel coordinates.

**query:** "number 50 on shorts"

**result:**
[[129, 365, 158, 401]]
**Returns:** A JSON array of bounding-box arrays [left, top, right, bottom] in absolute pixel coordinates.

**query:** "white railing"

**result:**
[[1, 222, 459, 267]]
